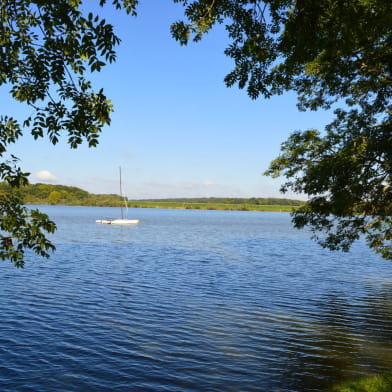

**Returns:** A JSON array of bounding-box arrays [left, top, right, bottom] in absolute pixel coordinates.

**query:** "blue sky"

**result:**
[[4, 0, 333, 199]]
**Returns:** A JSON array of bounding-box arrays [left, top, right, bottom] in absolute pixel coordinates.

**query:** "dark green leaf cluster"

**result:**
[[2, 0, 136, 148], [172, 1, 391, 102], [0, 156, 55, 267], [172, 0, 392, 259], [0, 0, 137, 267], [0, 191, 56, 268]]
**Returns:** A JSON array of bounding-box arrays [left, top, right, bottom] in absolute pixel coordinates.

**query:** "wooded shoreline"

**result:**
[[126, 201, 298, 212], [0, 183, 303, 212]]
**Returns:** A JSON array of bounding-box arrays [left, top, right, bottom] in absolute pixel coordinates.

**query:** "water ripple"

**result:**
[[1, 207, 392, 391]]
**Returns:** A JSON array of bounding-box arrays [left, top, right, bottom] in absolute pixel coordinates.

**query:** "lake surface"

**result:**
[[1, 206, 392, 392]]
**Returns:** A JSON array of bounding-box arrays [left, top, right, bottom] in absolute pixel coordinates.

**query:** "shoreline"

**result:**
[[25, 202, 298, 213]]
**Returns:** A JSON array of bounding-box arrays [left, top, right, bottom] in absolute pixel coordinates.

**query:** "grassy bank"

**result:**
[[127, 201, 298, 212], [327, 373, 392, 392]]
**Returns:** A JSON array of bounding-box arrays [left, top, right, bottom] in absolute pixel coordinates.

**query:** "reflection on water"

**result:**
[[0, 206, 391, 392]]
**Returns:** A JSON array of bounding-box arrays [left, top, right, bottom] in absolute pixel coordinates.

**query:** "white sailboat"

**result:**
[[96, 168, 140, 225]]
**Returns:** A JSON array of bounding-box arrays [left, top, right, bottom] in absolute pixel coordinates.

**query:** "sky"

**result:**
[[4, 0, 334, 200]]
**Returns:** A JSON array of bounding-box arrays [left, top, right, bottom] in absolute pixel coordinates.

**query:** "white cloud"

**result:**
[[35, 170, 57, 182], [202, 180, 215, 186]]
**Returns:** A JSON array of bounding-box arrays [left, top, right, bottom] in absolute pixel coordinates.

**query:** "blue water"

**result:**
[[1, 206, 392, 392]]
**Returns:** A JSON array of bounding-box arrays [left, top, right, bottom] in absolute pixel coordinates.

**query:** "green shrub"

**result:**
[[328, 373, 392, 392]]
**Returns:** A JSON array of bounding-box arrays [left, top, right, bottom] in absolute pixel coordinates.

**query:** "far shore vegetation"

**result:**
[[0, 182, 303, 212]]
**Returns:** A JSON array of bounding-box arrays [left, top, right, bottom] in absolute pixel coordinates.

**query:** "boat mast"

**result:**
[[119, 167, 124, 219], [119, 166, 129, 219]]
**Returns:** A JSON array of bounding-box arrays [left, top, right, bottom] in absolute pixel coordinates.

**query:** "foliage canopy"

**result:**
[[171, 0, 392, 259]]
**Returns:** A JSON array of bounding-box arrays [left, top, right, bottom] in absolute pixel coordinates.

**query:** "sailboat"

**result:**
[[96, 168, 140, 225]]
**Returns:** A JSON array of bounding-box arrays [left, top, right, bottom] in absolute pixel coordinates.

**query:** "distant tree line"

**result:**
[[137, 197, 304, 206], [0, 183, 304, 207], [0, 183, 124, 207]]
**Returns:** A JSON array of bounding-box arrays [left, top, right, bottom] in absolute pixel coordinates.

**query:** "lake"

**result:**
[[1, 206, 392, 391]]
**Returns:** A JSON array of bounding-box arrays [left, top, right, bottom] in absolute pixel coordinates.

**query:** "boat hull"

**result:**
[[96, 219, 140, 225]]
